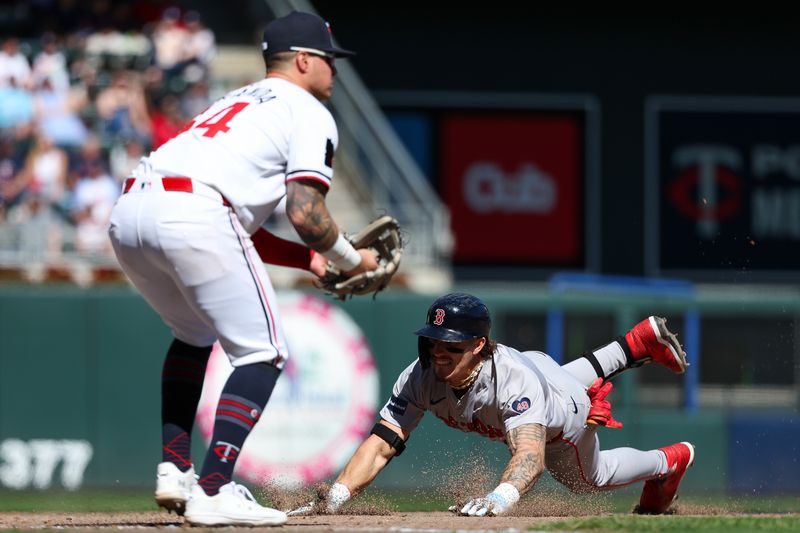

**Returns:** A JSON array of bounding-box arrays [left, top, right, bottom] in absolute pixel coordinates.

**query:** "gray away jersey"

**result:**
[[379, 343, 590, 443]]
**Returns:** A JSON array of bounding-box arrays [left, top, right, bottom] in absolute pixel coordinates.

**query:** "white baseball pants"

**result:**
[[108, 176, 288, 368]]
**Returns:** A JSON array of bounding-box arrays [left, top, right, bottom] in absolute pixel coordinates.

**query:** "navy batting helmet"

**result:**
[[414, 293, 491, 367]]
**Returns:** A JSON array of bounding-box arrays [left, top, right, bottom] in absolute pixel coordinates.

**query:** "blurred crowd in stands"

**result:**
[[0, 0, 216, 264]]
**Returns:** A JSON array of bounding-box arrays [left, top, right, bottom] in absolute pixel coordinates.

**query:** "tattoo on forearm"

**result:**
[[502, 424, 546, 494], [506, 424, 545, 453], [287, 183, 337, 251]]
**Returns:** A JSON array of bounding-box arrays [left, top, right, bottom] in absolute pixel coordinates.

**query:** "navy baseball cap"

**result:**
[[262, 11, 355, 58]]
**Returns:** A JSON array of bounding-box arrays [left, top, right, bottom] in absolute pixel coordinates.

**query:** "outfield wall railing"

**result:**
[[546, 273, 701, 413], [0, 285, 797, 492]]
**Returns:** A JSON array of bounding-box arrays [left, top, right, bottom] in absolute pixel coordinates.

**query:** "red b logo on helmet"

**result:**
[[433, 308, 445, 325]]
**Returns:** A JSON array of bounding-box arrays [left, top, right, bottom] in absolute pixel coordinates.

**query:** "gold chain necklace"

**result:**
[[450, 360, 484, 391]]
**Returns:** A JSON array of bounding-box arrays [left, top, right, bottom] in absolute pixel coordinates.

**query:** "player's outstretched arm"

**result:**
[[287, 420, 409, 515], [285, 180, 378, 276], [501, 423, 547, 493], [458, 423, 546, 517], [336, 421, 408, 494]]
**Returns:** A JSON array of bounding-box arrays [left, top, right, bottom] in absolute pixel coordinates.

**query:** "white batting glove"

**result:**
[[285, 483, 351, 516], [324, 483, 351, 514], [458, 483, 520, 517]]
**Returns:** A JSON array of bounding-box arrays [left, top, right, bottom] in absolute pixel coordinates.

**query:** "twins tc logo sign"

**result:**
[[667, 145, 744, 240], [651, 101, 800, 273], [433, 308, 445, 325]]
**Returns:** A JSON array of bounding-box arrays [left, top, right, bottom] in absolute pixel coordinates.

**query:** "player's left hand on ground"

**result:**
[[316, 215, 403, 299], [456, 483, 519, 517], [458, 496, 505, 517], [459, 498, 499, 516]]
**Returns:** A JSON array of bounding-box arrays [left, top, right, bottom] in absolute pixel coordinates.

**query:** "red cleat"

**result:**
[[636, 442, 695, 514], [625, 316, 688, 374]]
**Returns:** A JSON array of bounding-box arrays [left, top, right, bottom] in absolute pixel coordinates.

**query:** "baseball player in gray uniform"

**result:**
[[108, 11, 377, 527], [289, 293, 694, 517]]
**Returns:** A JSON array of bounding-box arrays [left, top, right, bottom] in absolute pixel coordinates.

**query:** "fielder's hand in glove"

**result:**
[[285, 483, 351, 516], [451, 483, 520, 517], [316, 216, 403, 300]]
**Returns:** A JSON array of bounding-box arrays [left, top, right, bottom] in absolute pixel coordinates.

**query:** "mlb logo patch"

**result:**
[[512, 397, 531, 413]]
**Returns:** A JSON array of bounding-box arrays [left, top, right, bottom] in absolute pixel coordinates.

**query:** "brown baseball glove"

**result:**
[[316, 215, 403, 300]]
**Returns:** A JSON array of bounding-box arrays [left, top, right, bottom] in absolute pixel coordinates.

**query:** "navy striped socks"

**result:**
[[198, 362, 280, 495], [161, 339, 212, 471]]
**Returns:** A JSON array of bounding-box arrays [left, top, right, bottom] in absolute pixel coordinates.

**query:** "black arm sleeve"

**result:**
[[370, 422, 407, 456]]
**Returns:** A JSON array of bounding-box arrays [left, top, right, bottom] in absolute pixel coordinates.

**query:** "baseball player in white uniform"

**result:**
[[290, 293, 695, 517], [108, 11, 377, 527]]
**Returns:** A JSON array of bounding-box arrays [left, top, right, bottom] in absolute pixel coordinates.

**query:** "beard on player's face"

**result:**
[[307, 56, 334, 100], [429, 338, 482, 383]]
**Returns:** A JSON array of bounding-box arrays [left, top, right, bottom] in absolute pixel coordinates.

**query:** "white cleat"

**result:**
[[155, 462, 196, 515], [184, 482, 288, 527]]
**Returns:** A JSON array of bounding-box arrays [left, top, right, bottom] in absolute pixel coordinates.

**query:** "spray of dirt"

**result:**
[[431, 451, 498, 509], [260, 481, 393, 516], [423, 447, 616, 517], [259, 480, 320, 513], [256, 444, 729, 519], [667, 502, 722, 515], [514, 488, 614, 517]]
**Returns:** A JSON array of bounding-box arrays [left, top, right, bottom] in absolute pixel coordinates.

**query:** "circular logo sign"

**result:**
[[196, 292, 379, 488]]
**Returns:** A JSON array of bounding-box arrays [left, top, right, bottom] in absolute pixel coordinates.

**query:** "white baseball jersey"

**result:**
[[109, 77, 339, 366], [380, 344, 590, 444], [140, 77, 338, 233], [379, 343, 667, 492]]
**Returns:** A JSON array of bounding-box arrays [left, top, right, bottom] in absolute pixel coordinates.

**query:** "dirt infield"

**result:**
[[0, 511, 565, 530], [4, 509, 800, 532], [0, 508, 760, 532], [2, 488, 795, 532]]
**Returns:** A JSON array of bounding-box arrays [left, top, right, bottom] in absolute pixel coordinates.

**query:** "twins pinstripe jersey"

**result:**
[[110, 77, 340, 365], [142, 77, 338, 233]]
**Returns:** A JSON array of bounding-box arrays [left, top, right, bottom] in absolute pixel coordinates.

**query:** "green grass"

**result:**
[[540, 515, 800, 531], [1, 488, 798, 516], [0, 490, 153, 512]]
